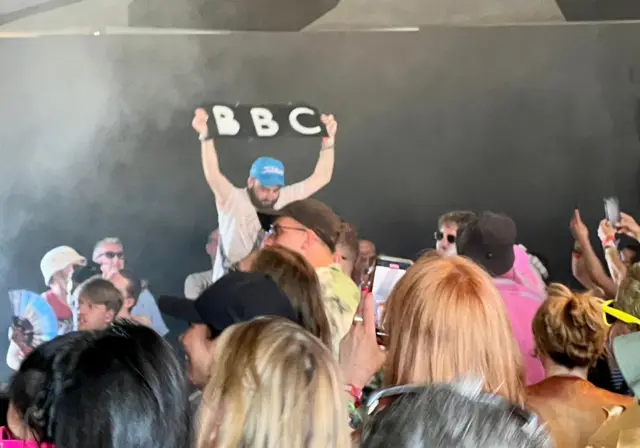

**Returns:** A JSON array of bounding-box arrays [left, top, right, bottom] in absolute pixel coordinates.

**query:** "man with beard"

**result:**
[[192, 108, 337, 281]]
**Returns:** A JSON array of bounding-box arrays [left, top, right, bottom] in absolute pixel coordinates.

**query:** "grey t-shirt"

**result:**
[[132, 288, 169, 336]]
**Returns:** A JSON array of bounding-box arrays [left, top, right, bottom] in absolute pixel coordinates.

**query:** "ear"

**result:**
[[125, 298, 135, 311], [301, 232, 316, 251], [247, 177, 254, 188], [332, 251, 342, 264], [105, 309, 115, 324]]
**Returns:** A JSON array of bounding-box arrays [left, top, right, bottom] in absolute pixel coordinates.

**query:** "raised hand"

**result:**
[[618, 212, 640, 241], [598, 219, 616, 244], [339, 292, 386, 389], [570, 209, 589, 244], [320, 114, 337, 145], [192, 108, 209, 136]]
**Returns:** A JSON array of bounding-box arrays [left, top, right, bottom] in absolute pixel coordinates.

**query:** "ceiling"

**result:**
[[1, 0, 640, 33]]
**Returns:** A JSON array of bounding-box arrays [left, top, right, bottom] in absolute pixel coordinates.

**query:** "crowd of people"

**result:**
[[2, 109, 640, 447]]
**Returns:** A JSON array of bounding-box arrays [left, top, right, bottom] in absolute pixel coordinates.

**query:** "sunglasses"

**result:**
[[434, 231, 455, 244], [365, 384, 539, 434], [602, 300, 640, 327], [268, 224, 307, 238], [100, 251, 125, 260]]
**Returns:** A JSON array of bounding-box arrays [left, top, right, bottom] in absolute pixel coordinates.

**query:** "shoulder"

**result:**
[[136, 288, 157, 306], [321, 265, 360, 307], [186, 270, 213, 283], [218, 186, 251, 212], [133, 315, 153, 328]]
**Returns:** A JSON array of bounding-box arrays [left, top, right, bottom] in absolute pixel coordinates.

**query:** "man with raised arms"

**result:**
[[192, 108, 337, 281]]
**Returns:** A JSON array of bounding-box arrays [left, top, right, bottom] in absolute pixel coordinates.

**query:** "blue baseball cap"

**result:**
[[249, 157, 285, 187]]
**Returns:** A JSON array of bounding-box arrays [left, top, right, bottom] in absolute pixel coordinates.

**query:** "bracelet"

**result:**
[[601, 236, 616, 248], [321, 144, 335, 151], [199, 132, 211, 142], [347, 401, 362, 430], [345, 384, 363, 408], [572, 251, 582, 259]]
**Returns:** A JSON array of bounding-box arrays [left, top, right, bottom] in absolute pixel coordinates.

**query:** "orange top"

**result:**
[[527, 376, 634, 448]]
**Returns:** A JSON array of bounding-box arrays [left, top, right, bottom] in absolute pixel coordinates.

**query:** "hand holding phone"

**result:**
[[370, 255, 413, 328]]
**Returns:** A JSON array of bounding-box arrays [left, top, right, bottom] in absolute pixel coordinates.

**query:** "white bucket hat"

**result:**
[[40, 246, 86, 286]]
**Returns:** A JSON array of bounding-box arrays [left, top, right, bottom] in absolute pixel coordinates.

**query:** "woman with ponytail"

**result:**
[[527, 284, 634, 448]]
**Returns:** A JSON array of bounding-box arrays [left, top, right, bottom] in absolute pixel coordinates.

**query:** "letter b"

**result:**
[[250, 107, 279, 137], [211, 105, 240, 136]]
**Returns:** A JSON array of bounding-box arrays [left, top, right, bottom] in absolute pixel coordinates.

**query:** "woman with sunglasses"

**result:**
[[527, 284, 634, 448]]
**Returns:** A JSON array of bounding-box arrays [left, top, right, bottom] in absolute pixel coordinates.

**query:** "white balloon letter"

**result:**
[[212, 105, 240, 136], [250, 107, 279, 137], [289, 107, 321, 135]]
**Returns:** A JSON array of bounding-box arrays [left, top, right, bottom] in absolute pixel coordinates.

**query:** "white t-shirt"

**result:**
[[184, 269, 214, 300], [212, 183, 308, 282]]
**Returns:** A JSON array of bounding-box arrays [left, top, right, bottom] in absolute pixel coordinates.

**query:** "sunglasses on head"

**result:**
[[434, 231, 455, 244], [364, 384, 539, 435], [602, 300, 640, 327], [101, 251, 124, 260]]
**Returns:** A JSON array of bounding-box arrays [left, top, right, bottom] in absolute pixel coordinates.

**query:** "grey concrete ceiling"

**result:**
[[2, 0, 640, 32], [305, 0, 564, 29]]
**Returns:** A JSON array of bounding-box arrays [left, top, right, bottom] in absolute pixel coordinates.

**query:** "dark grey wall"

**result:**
[[1, 26, 640, 381]]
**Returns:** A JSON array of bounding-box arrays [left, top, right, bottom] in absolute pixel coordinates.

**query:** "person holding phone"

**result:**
[[192, 108, 338, 282]]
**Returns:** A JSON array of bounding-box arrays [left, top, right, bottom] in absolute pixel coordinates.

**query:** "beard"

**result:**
[[248, 187, 277, 211]]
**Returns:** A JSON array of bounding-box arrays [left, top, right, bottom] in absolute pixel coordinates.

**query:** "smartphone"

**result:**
[[604, 197, 621, 227], [369, 255, 413, 328]]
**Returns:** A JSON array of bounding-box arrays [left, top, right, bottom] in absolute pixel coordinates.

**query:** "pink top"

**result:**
[[1, 426, 56, 447], [494, 277, 545, 385], [512, 245, 547, 300]]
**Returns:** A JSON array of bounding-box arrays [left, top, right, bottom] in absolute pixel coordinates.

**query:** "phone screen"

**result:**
[[370, 255, 413, 327], [604, 197, 621, 226]]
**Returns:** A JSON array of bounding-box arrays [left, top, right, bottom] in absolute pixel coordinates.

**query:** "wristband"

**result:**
[[199, 132, 211, 142], [572, 251, 582, 259], [347, 401, 362, 430], [601, 236, 615, 248], [344, 384, 363, 408]]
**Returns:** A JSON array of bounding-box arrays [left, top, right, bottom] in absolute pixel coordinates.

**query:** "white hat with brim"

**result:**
[[40, 246, 86, 286], [613, 332, 640, 397]]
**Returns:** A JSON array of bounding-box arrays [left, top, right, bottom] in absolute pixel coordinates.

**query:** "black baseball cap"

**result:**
[[257, 198, 341, 252], [457, 211, 517, 277], [158, 271, 299, 337]]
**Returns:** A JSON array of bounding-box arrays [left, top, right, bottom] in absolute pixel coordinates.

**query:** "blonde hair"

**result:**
[[196, 317, 350, 448], [617, 263, 640, 318], [533, 283, 606, 368], [250, 245, 333, 349], [383, 252, 525, 405]]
